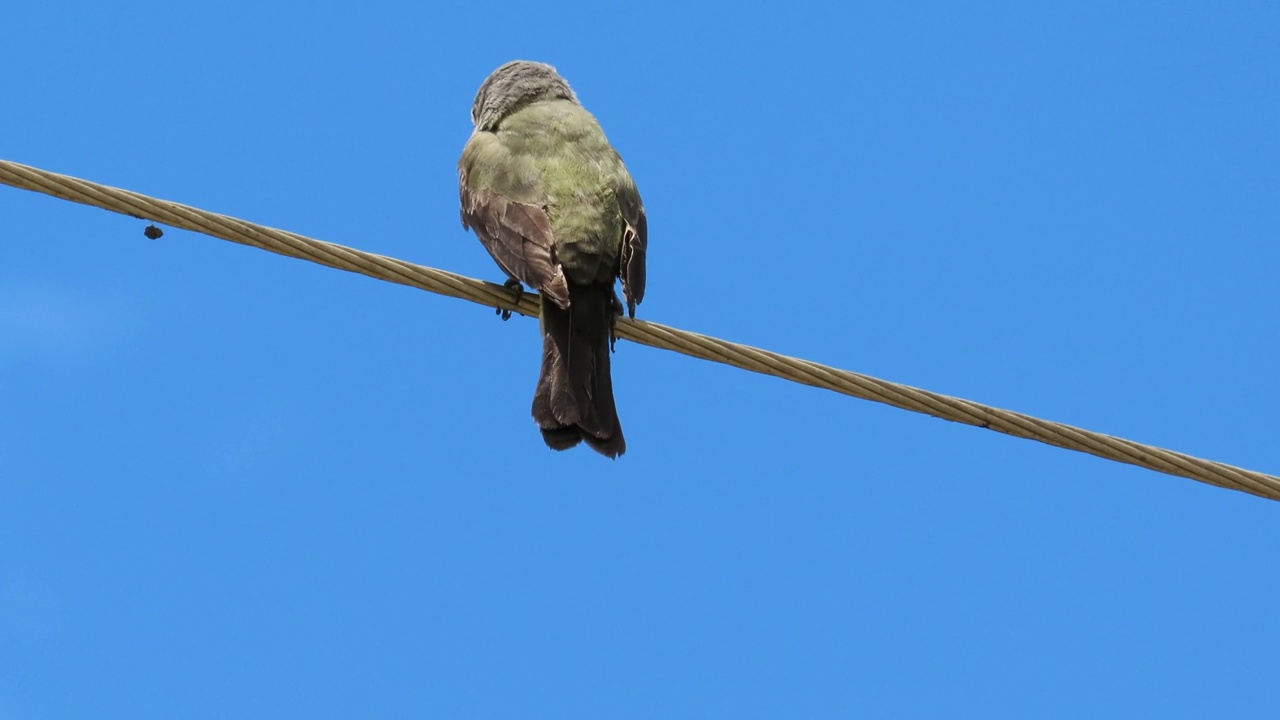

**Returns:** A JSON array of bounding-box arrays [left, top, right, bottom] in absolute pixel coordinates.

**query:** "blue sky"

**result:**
[[3, 2, 1278, 717]]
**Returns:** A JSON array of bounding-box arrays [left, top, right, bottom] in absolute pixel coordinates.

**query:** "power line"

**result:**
[[2, 158, 1275, 501]]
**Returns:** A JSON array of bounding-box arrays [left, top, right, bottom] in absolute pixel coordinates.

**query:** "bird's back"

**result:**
[[496, 100, 629, 285]]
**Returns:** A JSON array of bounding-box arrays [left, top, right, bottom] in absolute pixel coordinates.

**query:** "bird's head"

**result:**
[[471, 60, 578, 131]]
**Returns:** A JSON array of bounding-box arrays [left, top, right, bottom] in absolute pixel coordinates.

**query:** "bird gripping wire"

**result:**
[[1, 158, 1276, 501]]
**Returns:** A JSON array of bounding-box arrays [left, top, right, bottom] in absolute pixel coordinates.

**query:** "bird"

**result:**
[[458, 60, 647, 458]]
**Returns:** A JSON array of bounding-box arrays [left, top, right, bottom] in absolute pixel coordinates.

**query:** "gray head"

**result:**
[[471, 60, 579, 131]]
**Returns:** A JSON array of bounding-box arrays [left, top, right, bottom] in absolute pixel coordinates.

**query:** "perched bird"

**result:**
[[458, 60, 647, 458]]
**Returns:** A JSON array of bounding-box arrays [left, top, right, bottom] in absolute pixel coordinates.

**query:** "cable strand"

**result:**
[[2, 158, 1275, 501]]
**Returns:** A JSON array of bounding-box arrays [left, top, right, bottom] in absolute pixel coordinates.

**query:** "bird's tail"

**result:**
[[531, 283, 625, 458]]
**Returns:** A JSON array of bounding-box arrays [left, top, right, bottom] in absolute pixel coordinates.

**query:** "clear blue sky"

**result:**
[[3, 2, 1278, 717]]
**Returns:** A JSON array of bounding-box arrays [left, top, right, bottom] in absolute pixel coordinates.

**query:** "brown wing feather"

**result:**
[[459, 183, 570, 308], [615, 187, 647, 318]]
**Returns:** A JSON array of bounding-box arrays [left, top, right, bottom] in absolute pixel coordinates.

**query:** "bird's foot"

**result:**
[[495, 278, 523, 321]]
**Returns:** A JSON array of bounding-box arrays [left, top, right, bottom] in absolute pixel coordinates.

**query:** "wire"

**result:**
[[2, 158, 1276, 501]]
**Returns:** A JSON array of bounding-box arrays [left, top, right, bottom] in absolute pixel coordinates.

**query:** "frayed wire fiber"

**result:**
[[2, 159, 1276, 501]]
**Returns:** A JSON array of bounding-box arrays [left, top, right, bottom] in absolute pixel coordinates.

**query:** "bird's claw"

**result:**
[[495, 278, 523, 321]]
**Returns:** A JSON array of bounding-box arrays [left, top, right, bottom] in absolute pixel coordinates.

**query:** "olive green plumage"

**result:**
[[458, 61, 647, 457]]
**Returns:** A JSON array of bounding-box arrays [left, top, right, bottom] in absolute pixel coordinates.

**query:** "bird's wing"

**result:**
[[459, 134, 570, 308], [614, 178, 647, 318]]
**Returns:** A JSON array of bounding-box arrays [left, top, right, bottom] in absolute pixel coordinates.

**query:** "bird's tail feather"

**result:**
[[531, 284, 625, 458]]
